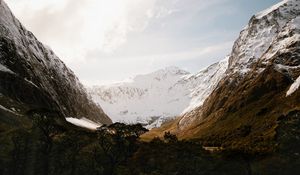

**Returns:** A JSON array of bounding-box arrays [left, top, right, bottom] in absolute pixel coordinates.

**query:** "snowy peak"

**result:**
[[158, 66, 190, 76], [88, 60, 228, 129], [153, 66, 190, 75], [131, 66, 189, 88], [255, 0, 298, 19], [229, 0, 300, 73]]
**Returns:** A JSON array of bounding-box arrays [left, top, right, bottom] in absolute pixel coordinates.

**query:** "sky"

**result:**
[[6, 0, 281, 85]]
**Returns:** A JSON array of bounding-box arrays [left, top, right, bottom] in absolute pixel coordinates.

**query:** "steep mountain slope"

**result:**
[[0, 0, 112, 126], [143, 0, 300, 152], [89, 60, 228, 128]]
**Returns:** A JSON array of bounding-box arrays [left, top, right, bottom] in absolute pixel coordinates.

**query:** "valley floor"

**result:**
[[1, 109, 300, 175]]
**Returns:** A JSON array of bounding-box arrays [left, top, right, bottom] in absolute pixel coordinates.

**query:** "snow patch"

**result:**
[[66, 117, 101, 130], [286, 75, 300, 96], [275, 64, 300, 71], [0, 63, 14, 74], [24, 78, 39, 88], [0, 104, 19, 115], [255, 0, 288, 19], [291, 15, 300, 29]]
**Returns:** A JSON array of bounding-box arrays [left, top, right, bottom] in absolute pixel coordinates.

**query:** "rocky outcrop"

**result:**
[[0, 1, 112, 125]]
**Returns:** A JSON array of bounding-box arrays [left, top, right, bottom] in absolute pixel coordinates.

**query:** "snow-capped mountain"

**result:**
[[178, 0, 300, 129], [89, 59, 228, 128], [143, 0, 300, 151], [229, 0, 300, 73], [0, 1, 112, 125]]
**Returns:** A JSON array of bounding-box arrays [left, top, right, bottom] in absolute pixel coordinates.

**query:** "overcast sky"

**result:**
[[7, 0, 281, 85]]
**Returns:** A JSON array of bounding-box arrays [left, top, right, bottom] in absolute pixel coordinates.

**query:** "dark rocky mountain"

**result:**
[[0, 0, 112, 127], [143, 0, 300, 153]]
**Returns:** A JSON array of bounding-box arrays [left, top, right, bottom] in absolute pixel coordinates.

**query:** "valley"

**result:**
[[0, 0, 300, 174]]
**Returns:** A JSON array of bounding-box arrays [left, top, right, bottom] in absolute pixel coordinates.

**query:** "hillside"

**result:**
[[142, 0, 300, 153], [0, 0, 112, 126]]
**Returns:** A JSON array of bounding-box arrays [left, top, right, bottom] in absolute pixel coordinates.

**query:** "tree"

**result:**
[[31, 110, 63, 175], [163, 132, 178, 143], [96, 123, 148, 175], [10, 130, 29, 175]]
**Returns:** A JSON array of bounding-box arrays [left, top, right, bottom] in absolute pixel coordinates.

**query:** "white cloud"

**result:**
[[107, 41, 233, 64], [6, 0, 176, 63]]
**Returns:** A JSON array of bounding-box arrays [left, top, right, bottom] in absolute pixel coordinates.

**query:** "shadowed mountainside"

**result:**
[[0, 0, 111, 125]]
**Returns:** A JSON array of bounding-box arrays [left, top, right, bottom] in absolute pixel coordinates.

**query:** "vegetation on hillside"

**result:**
[[0, 109, 300, 175]]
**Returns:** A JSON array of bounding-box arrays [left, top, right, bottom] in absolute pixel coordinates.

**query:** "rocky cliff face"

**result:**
[[0, 1, 112, 125], [143, 0, 300, 151]]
